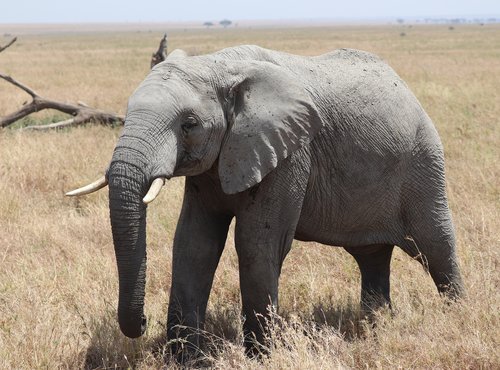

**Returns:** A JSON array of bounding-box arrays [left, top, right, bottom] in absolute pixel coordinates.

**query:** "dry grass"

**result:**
[[0, 24, 499, 369]]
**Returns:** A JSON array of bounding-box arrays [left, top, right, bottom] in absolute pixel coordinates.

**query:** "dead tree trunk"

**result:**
[[0, 34, 168, 130], [150, 33, 167, 68], [0, 73, 124, 129]]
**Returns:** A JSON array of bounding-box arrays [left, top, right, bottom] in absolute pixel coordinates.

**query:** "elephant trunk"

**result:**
[[108, 145, 150, 338], [108, 113, 177, 338]]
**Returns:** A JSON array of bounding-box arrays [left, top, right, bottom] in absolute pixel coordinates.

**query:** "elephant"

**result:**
[[67, 44, 464, 357]]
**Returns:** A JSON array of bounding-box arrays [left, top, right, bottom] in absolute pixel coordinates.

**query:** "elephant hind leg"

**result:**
[[402, 151, 465, 299], [345, 244, 394, 312], [399, 233, 464, 300]]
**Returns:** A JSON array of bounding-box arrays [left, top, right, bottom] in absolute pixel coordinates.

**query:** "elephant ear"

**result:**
[[218, 61, 323, 194]]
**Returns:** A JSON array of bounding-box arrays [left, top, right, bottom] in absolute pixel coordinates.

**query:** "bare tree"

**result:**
[[0, 35, 168, 130]]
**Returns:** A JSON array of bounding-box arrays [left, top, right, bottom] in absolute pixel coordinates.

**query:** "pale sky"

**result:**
[[1, 0, 499, 23]]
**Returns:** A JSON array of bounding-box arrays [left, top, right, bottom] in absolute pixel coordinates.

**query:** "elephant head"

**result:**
[[67, 55, 323, 338]]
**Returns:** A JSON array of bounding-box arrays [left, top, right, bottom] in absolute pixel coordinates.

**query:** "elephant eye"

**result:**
[[182, 116, 198, 133]]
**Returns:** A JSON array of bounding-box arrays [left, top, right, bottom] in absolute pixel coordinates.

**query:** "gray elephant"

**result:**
[[68, 44, 464, 356]]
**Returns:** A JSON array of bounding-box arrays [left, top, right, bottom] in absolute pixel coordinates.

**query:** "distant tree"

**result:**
[[203, 21, 214, 29], [396, 18, 405, 24], [220, 19, 232, 28]]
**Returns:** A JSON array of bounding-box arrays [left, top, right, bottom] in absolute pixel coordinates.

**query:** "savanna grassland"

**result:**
[[0, 24, 498, 369]]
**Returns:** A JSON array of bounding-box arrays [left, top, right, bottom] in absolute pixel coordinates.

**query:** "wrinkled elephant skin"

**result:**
[[99, 45, 464, 356]]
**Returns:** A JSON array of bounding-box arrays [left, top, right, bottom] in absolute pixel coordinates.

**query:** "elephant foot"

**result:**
[[243, 335, 270, 360], [167, 341, 206, 367], [166, 324, 205, 365]]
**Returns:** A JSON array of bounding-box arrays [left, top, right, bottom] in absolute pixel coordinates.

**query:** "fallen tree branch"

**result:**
[[0, 72, 124, 129], [23, 118, 75, 131], [0, 72, 37, 97], [0, 34, 168, 130], [0, 37, 17, 53]]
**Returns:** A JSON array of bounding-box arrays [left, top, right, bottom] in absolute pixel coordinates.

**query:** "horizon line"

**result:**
[[1, 13, 500, 25]]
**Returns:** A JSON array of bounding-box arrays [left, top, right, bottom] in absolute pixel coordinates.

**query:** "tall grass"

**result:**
[[0, 24, 498, 368]]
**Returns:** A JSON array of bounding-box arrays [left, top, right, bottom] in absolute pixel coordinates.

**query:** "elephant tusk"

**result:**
[[65, 176, 108, 197], [143, 178, 165, 204]]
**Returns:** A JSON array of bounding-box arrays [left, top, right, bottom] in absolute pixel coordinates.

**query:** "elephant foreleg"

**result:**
[[166, 181, 232, 360], [233, 153, 310, 357], [235, 217, 295, 357]]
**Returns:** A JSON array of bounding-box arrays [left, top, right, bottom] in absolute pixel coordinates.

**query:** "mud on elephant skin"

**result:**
[[68, 44, 464, 357]]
